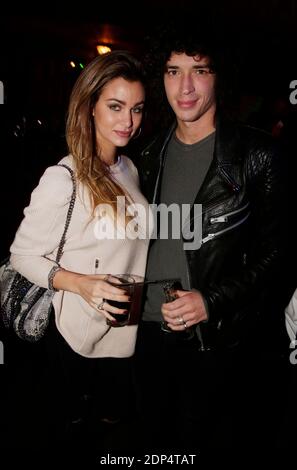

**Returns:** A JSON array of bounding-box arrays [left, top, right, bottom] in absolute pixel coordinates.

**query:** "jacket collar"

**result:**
[[142, 115, 243, 204], [144, 115, 242, 166], [215, 117, 242, 166]]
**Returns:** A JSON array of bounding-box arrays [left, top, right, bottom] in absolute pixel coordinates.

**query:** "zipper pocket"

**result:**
[[210, 201, 250, 224], [94, 258, 100, 274], [201, 212, 250, 245]]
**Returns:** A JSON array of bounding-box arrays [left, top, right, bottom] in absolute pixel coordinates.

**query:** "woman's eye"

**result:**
[[109, 104, 121, 111], [133, 107, 144, 114]]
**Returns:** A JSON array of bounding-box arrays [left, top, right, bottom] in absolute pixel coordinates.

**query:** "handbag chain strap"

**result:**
[[55, 164, 77, 264]]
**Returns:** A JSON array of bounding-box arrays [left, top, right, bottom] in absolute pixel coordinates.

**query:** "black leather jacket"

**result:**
[[137, 118, 286, 350]]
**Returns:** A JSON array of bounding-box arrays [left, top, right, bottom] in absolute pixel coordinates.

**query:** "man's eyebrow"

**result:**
[[165, 64, 211, 69], [192, 64, 211, 68], [165, 65, 179, 69]]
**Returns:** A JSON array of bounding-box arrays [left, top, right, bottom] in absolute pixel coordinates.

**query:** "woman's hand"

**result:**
[[53, 270, 130, 322]]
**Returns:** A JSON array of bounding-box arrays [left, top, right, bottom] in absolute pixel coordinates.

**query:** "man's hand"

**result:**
[[161, 289, 208, 331]]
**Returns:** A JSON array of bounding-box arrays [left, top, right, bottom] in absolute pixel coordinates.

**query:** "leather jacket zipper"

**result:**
[[210, 201, 250, 224], [219, 166, 241, 192], [201, 212, 250, 245]]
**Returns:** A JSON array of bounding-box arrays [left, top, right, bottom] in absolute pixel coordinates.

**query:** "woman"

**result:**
[[9, 51, 151, 435]]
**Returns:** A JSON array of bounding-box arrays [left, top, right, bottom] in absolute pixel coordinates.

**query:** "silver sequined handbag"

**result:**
[[0, 164, 76, 342]]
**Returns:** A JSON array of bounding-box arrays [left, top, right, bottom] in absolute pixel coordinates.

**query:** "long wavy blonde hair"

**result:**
[[66, 50, 145, 215]]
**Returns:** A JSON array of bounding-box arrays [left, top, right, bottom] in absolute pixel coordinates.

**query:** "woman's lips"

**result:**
[[114, 130, 132, 138]]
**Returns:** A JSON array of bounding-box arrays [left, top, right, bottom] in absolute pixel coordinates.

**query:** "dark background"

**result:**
[[0, 1, 297, 460], [1, 0, 297, 257]]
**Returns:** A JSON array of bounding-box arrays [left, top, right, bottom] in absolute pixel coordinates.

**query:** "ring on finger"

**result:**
[[97, 300, 105, 310], [178, 316, 184, 325], [183, 320, 188, 329]]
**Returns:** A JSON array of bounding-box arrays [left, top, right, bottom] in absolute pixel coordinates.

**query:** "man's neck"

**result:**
[[175, 114, 216, 145]]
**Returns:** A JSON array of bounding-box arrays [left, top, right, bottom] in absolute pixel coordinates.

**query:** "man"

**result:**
[[134, 25, 287, 451]]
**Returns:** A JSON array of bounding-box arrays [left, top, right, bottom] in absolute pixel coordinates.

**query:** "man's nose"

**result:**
[[180, 74, 195, 95]]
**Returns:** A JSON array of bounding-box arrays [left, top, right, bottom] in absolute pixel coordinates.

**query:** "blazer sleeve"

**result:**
[[10, 164, 73, 288]]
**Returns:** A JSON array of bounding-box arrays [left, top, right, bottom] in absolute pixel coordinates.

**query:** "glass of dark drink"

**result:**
[[161, 279, 194, 340], [161, 279, 182, 333], [105, 274, 135, 327]]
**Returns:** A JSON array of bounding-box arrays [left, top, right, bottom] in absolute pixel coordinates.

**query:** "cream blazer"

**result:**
[[10, 155, 152, 357]]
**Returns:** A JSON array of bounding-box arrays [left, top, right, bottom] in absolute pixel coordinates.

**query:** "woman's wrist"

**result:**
[[51, 268, 84, 294], [48, 265, 64, 291]]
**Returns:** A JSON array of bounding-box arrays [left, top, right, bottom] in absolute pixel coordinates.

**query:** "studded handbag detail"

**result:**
[[0, 164, 76, 342]]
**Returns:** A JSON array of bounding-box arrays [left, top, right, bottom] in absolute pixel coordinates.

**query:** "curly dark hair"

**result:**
[[143, 20, 238, 129]]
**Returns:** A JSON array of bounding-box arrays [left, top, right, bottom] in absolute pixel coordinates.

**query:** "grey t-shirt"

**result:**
[[143, 131, 215, 321]]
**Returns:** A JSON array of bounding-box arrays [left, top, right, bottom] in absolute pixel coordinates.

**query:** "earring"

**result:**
[[132, 127, 142, 140]]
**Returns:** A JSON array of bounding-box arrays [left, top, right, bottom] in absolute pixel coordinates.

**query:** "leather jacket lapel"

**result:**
[[193, 118, 243, 209]]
